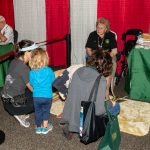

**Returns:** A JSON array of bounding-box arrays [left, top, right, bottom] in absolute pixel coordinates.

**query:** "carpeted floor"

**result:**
[[0, 78, 150, 150]]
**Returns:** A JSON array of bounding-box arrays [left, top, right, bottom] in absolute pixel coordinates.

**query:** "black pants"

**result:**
[[2, 89, 34, 116]]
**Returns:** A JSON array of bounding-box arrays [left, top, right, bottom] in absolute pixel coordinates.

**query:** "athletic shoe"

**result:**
[[24, 114, 30, 119], [62, 124, 73, 140], [42, 123, 53, 134], [36, 127, 42, 134], [59, 92, 66, 100], [14, 115, 30, 128], [0, 130, 5, 144]]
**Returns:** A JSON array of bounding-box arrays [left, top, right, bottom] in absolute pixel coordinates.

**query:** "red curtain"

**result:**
[[45, 0, 69, 66], [97, 0, 150, 51], [0, 0, 14, 28]]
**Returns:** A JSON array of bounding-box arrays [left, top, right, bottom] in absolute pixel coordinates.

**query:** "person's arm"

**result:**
[[0, 26, 14, 44], [54, 69, 65, 78], [28, 71, 33, 92], [85, 32, 95, 56], [110, 48, 117, 58], [109, 32, 117, 58], [26, 82, 33, 92], [86, 47, 93, 56]]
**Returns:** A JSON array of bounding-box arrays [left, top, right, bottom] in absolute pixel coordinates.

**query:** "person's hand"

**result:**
[[110, 48, 117, 58], [86, 48, 93, 56], [0, 32, 7, 42], [26, 83, 33, 92]]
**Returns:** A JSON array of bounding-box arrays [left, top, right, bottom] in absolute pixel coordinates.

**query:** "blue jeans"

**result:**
[[33, 97, 52, 127]]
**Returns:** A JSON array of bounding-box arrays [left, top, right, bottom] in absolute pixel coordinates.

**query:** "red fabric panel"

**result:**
[[0, 0, 14, 28], [97, 0, 150, 51], [45, 0, 69, 66]]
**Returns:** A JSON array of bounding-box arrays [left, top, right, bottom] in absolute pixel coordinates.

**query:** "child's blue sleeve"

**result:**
[[52, 71, 55, 82], [49, 68, 55, 82]]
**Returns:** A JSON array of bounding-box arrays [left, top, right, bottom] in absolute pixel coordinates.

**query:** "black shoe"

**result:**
[[63, 130, 73, 140], [62, 125, 73, 140], [0, 130, 5, 144]]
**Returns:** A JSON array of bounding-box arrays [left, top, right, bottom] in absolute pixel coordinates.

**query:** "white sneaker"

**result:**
[[24, 114, 30, 119], [14, 115, 30, 128], [59, 92, 66, 100]]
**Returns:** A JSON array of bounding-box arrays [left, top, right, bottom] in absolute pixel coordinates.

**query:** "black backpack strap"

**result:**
[[88, 75, 102, 102]]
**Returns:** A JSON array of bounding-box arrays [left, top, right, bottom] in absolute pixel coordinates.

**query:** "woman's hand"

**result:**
[[0, 32, 7, 42], [110, 48, 117, 58], [26, 83, 33, 92]]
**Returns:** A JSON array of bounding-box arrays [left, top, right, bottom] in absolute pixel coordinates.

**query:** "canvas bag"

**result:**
[[98, 101, 121, 150], [80, 75, 108, 145]]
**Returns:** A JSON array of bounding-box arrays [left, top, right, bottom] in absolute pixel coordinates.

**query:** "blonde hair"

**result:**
[[29, 48, 49, 69], [96, 17, 110, 32]]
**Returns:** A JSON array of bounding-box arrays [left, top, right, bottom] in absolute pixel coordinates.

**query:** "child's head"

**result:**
[[15, 40, 38, 63], [29, 48, 49, 69]]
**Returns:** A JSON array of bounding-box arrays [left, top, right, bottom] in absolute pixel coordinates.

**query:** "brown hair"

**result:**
[[96, 17, 110, 32], [29, 48, 49, 69], [87, 49, 113, 77], [15, 40, 34, 58]]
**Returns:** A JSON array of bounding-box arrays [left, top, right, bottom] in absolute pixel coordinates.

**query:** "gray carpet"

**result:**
[[0, 78, 150, 150]]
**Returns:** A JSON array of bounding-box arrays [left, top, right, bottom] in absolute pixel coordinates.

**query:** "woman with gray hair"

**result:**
[[86, 17, 117, 99], [0, 15, 14, 45], [0, 16, 14, 87]]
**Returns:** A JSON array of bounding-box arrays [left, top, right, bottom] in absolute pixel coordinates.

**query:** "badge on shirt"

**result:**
[[105, 39, 110, 44]]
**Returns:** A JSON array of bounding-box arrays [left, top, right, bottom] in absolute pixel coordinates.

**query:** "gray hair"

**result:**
[[96, 17, 110, 32], [0, 16, 6, 22]]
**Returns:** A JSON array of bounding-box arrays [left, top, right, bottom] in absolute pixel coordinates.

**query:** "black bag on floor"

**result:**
[[13, 93, 27, 105], [1, 93, 27, 107], [80, 75, 108, 145]]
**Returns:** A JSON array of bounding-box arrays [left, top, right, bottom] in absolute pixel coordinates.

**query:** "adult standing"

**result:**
[[86, 17, 117, 99]]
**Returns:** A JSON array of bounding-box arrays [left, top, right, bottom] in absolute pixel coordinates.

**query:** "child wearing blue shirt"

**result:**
[[29, 48, 55, 134]]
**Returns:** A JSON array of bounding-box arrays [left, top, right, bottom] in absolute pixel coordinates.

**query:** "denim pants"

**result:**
[[34, 97, 52, 127]]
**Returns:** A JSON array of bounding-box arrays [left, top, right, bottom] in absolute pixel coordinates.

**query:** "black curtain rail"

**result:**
[[0, 34, 71, 67], [36, 34, 71, 67], [0, 37, 66, 61], [36, 36, 66, 46]]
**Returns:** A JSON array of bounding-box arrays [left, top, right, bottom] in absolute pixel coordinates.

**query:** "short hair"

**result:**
[[29, 48, 49, 69], [96, 17, 110, 32], [87, 49, 113, 77], [0, 16, 5, 23]]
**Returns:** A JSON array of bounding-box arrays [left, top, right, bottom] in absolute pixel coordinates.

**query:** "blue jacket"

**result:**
[[30, 66, 55, 98]]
